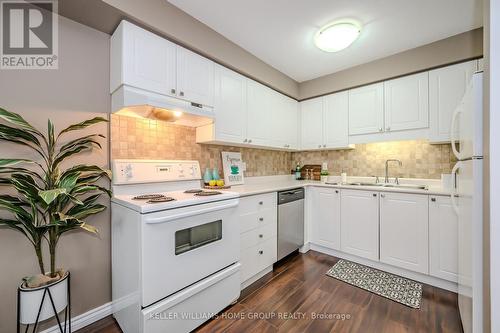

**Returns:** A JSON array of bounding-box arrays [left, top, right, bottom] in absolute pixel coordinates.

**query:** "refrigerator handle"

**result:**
[[450, 161, 461, 215], [450, 105, 463, 160]]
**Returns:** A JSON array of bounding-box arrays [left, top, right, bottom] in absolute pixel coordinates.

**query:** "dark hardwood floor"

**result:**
[[77, 251, 463, 333]]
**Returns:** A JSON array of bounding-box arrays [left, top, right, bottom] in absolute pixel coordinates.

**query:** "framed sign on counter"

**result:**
[[221, 152, 245, 185]]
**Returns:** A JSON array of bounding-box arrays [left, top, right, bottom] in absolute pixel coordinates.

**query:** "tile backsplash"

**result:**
[[110, 115, 290, 177], [111, 115, 456, 180], [291, 140, 457, 179]]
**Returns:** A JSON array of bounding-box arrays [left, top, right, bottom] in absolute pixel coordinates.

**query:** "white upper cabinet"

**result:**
[[311, 187, 341, 250], [176, 47, 214, 107], [211, 65, 247, 143], [111, 21, 214, 107], [299, 92, 351, 150], [379, 192, 429, 274], [429, 61, 476, 143], [340, 189, 380, 261], [348, 83, 384, 135], [300, 97, 324, 150], [111, 21, 176, 96], [323, 91, 349, 148], [429, 196, 458, 282], [246, 80, 275, 146], [274, 94, 298, 149], [384, 72, 429, 132]]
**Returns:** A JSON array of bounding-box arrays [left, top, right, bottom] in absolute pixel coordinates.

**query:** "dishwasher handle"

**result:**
[[278, 188, 305, 204]]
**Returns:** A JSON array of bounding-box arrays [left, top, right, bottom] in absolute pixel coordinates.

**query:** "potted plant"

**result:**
[[320, 170, 329, 183], [0, 109, 111, 328]]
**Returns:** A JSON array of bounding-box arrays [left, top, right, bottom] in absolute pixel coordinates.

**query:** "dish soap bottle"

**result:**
[[295, 163, 302, 180]]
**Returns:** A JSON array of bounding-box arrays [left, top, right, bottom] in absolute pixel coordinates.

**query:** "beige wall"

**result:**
[[0, 17, 110, 332], [299, 28, 484, 100], [100, 0, 299, 98]]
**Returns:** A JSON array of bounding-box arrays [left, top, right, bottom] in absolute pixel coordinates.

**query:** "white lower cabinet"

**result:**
[[429, 196, 459, 282], [340, 189, 379, 261], [379, 192, 429, 274], [311, 187, 341, 250], [237, 193, 277, 284]]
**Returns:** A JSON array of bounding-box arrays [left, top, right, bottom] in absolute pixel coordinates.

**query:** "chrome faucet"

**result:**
[[385, 159, 402, 183]]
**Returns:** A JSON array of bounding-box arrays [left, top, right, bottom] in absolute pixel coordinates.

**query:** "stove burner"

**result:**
[[146, 197, 176, 203], [195, 191, 222, 197], [184, 189, 203, 194], [133, 194, 166, 200]]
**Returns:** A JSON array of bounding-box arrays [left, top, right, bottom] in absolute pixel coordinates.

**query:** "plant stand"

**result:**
[[17, 272, 71, 333]]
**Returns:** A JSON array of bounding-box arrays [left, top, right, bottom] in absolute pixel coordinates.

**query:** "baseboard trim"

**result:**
[[39, 301, 113, 333], [308, 243, 458, 293]]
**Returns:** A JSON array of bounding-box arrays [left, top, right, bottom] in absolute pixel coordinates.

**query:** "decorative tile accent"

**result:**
[[111, 115, 456, 180], [326, 259, 423, 309]]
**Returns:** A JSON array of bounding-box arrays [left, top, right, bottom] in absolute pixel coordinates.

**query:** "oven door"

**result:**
[[140, 198, 239, 307]]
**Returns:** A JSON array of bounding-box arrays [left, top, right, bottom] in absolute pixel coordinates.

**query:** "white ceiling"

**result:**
[[167, 0, 483, 82]]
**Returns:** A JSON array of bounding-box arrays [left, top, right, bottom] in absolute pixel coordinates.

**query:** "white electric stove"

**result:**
[[111, 159, 241, 333]]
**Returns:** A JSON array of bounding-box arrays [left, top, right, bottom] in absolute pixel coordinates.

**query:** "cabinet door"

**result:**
[[348, 83, 384, 135], [340, 190, 379, 261], [246, 80, 274, 146], [324, 91, 349, 148], [115, 21, 176, 96], [384, 72, 429, 132], [429, 61, 476, 142], [379, 192, 429, 274], [300, 97, 324, 150], [176, 46, 215, 106], [429, 196, 458, 282], [311, 187, 341, 250], [213, 65, 247, 144], [280, 95, 299, 149]]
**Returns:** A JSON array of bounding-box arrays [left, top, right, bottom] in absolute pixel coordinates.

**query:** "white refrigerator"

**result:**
[[451, 72, 483, 333]]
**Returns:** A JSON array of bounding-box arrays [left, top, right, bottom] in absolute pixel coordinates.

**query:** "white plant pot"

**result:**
[[19, 272, 69, 325], [320, 175, 328, 183]]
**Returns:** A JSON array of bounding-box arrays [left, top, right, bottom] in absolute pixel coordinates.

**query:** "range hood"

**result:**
[[111, 85, 214, 127]]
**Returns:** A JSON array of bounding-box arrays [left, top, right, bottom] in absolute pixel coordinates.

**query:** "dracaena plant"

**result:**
[[0, 108, 111, 279]]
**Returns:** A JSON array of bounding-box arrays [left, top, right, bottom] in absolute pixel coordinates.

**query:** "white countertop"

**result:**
[[225, 175, 452, 197]]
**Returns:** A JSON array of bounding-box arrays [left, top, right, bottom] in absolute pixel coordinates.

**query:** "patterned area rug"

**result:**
[[326, 259, 423, 309]]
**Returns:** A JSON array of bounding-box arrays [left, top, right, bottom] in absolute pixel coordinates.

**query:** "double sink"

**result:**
[[325, 182, 428, 190]]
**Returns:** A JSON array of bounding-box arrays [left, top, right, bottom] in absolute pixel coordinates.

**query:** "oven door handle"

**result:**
[[144, 199, 239, 224]]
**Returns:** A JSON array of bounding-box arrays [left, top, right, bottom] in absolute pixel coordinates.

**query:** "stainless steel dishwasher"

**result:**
[[277, 188, 305, 260]]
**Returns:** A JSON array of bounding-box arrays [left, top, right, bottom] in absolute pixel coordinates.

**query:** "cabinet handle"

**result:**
[[259, 234, 263, 238], [259, 250, 264, 255], [318, 145, 322, 148], [259, 201, 263, 205], [373, 193, 377, 197], [171, 88, 176, 94], [386, 126, 391, 131], [243, 138, 248, 143], [431, 197, 436, 202], [335, 190, 339, 193], [259, 217, 264, 221], [379, 128, 383, 132], [323, 144, 326, 148], [380, 193, 385, 198], [248, 139, 252, 143], [180, 91, 184, 96]]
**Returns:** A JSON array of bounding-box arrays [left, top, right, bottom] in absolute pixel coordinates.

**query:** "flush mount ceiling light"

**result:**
[[314, 20, 362, 52]]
